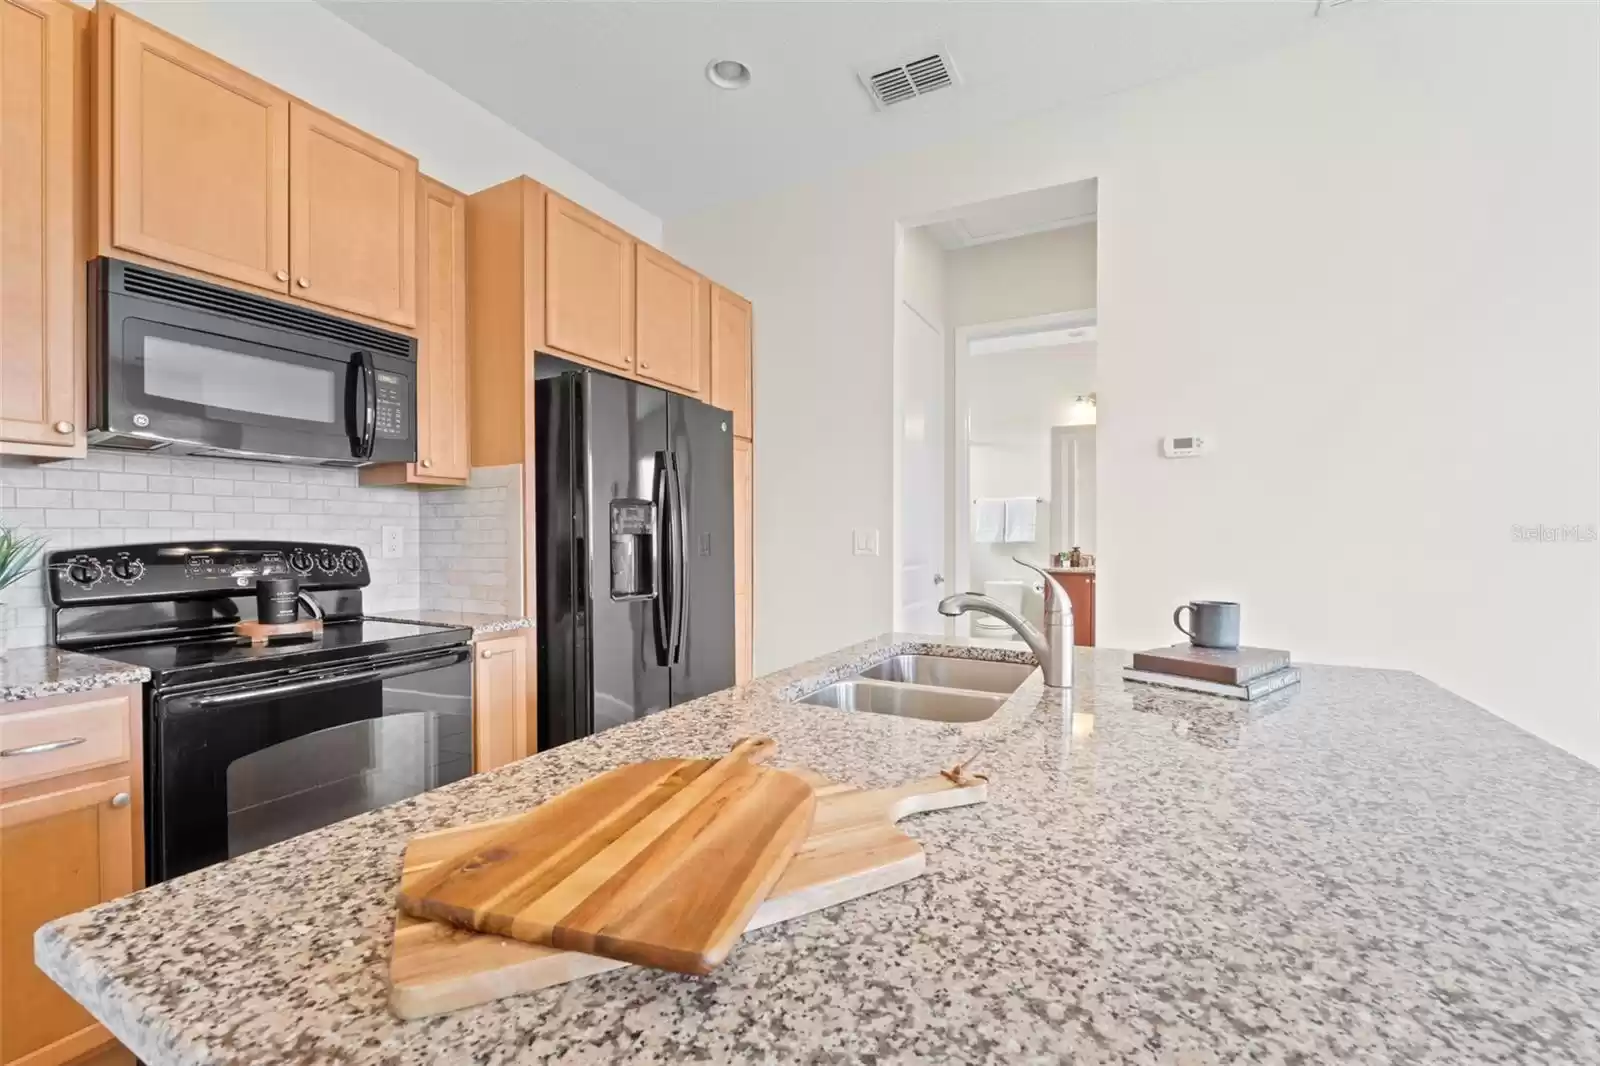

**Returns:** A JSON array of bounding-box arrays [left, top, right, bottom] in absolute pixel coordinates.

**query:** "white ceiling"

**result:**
[[922, 179, 1098, 250], [321, 1, 1321, 220]]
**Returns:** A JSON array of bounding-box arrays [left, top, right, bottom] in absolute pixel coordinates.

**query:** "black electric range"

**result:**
[[48, 540, 475, 883]]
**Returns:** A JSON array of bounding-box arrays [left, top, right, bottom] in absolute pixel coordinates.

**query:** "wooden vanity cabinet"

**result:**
[[0, 685, 143, 1066], [98, 7, 418, 331], [544, 192, 634, 374], [472, 631, 534, 773], [1047, 571, 1096, 647], [709, 284, 753, 441], [361, 177, 468, 487], [634, 243, 706, 397], [0, 0, 87, 459]]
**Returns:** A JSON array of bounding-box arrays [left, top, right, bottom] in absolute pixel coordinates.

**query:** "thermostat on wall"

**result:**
[[1161, 434, 1210, 458]]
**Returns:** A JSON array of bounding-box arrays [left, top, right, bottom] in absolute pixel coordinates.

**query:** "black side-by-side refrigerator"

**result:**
[[534, 360, 735, 748]]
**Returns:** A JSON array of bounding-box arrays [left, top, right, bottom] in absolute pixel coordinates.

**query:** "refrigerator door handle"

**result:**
[[669, 457, 689, 664], [652, 454, 672, 667]]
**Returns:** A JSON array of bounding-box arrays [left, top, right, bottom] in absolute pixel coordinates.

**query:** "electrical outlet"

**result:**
[[852, 529, 880, 556], [381, 525, 404, 559]]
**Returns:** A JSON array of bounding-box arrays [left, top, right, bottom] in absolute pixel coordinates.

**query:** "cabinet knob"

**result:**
[[420, 459, 432, 469], [111, 792, 131, 809], [639, 361, 650, 370], [52, 420, 73, 434], [296, 278, 310, 288], [479, 647, 502, 659], [275, 270, 289, 282]]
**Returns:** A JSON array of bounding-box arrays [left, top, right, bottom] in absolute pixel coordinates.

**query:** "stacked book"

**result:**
[[1123, 644, 1300, 700]]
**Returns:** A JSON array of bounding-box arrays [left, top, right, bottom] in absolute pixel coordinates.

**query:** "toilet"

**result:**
[[972, 579, 1028, 636]]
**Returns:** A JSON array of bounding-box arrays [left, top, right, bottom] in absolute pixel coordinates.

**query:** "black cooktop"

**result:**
[[85, 617, 470, 690]]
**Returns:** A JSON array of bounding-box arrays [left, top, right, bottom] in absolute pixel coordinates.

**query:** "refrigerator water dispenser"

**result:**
[[609, 499, 656, 600]]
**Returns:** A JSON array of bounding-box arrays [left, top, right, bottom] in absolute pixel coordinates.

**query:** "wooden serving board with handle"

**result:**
[[396, 737, 815, 975], [388, 767, 988, 1019]]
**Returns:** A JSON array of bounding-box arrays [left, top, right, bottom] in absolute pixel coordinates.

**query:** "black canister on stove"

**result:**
[[255, 576, 301, 625]]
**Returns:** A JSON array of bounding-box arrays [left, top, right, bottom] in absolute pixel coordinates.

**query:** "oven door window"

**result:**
[[118, 318, 359, 459], [151, 652, 472, 881]]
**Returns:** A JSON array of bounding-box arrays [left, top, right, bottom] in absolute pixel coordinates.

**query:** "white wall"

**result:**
[[945, 224, 1098, 330], [118, 1, 661, 242], [665, 4, 1600, 765], [965, 346, 1097, 596]]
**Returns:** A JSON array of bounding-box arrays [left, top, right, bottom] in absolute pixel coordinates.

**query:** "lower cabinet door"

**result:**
[[1, 776, 134, 1066], [472, 634, 530, 773]]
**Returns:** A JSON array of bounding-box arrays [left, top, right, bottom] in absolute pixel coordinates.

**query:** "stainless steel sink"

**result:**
[[798, 679, 1008, 723], [856, 654, 1034, 694]]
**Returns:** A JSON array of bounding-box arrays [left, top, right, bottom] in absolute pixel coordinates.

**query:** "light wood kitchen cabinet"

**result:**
[[710, 284, 753, 441], [634, 244, 706, 396], [472, 632, 533, 773], [107, 9, 291, 294], [362, 177, 467, 488], [733, 437, 754, 684], [1, 0, 85, 459], [97, 7, 417, 332], [288, 102, 417, 328], [545, 192, 634, 374], [0, 685, 142, 1066]]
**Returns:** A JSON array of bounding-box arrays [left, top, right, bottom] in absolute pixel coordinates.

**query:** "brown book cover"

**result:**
[[1130, 644, 1291, 685]]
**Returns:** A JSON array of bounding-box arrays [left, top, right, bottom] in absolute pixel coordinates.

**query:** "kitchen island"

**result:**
[[35, 637, 1600, 1064]]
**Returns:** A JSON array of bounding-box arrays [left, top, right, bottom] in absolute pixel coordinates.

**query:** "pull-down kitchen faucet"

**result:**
[[937, 558, 1074, 688]]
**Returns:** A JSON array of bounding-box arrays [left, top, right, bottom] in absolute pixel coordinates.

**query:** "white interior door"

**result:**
[[897, 301, 947, 633]]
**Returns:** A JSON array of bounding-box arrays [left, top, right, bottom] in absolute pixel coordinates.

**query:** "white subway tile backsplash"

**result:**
[[1, 451, 425, 651]]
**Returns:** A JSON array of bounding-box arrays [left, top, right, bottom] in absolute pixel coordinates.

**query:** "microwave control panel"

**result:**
[[374, 371, 408, 439]]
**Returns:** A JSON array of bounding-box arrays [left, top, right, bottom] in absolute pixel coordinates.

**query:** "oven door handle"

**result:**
[[167, 648, 471, 711]]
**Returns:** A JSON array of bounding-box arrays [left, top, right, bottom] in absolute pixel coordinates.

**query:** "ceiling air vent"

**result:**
[[859, 49, 959, 110]]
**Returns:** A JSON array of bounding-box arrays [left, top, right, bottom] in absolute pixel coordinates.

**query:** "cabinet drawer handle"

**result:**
[[420, 459, 433, 469], [296, 278, 310, 288], [1, 737, 86, 757], [275, 270, 289, 282], [53, 420, 74, 434], [111, 792, 131, 809], [479, 647, 506, 659]]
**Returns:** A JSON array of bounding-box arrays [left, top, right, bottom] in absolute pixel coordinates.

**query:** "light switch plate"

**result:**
[[381, 525, 404, 559], [852, 529, 880, 556]]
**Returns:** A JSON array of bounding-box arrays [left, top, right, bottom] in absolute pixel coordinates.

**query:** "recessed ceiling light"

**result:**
[[705, 59, 751, 91]]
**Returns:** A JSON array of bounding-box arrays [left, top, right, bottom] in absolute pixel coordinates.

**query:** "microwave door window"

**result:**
[[144, 335, 338, 424]]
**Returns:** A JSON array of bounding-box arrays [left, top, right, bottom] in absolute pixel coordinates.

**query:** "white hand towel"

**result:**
[[1004, 497, 1038, 543], [972, 499, 1006, 543]]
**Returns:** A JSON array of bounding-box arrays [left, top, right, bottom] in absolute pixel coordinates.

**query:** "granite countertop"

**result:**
[[0, 646, 150, 703], [35, 636, 1600, 1064], [379, 611, 532, 638]]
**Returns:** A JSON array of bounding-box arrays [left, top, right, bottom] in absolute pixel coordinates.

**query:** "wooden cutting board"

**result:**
[[388, 767, 988, 1019], [396, 737, 815, 974]]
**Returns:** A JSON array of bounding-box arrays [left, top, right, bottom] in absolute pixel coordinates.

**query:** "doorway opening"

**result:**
[[892, 177, 1099, 642]]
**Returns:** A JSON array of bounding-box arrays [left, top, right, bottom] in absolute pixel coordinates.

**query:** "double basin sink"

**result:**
[[798, 654, 1035, 723]]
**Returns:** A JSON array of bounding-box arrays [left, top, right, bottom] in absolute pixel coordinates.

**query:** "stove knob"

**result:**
[[288, 549, 313, 575], [110, 557, 145, 581], [339, 550, 363, 574], [68, 559, 103, 586], [317, 549, 340, 572]]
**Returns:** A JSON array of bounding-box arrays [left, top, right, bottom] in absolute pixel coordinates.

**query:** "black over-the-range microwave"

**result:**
[[88, 257, 418, 466]]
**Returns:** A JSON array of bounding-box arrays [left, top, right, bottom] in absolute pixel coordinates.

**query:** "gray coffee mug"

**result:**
[[1173, 600, 1240, 649]]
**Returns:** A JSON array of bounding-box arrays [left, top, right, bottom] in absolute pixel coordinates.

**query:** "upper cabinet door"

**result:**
[[417, 178, 468, 482], [110, 12, 290, 292], [545, 193, 633, 372], [634, 244, 705, 396], [710, 284, 753, 440], [288, 103, 417, 328], [1, 0, 81, 454]]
